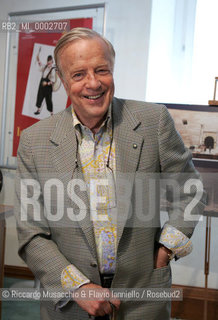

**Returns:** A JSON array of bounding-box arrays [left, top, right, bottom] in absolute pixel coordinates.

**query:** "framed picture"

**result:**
[[165, 103, 218, 212], [165, 103, 218, 170]]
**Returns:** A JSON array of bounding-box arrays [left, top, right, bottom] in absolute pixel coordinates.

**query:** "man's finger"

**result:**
[[109, 298, 121, 310]]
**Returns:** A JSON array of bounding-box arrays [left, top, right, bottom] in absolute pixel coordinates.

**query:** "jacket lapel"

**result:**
[[49, 107, 77, 179], [112, 98, 144, 247], [49, 107, 97, 260]]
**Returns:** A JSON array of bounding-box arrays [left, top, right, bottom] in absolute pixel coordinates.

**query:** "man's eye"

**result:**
[[96, 69, 110, 75], [72, 73, 84, 80]]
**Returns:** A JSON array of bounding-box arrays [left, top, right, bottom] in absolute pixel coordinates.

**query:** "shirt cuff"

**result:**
[[56, 265, 91, 310], [159, 223, 193, 258], [61, 264, 90, 291]]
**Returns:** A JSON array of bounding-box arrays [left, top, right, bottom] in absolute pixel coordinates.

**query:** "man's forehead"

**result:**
[[58, 38, 112, 70], [59, 37, 108, 56]]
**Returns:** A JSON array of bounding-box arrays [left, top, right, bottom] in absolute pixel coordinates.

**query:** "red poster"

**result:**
[[13, 18, 93, 156]]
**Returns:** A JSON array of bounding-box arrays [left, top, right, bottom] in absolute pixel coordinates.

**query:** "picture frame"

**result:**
[[165, 103, 218, 170], [164, 103, 218, 212]]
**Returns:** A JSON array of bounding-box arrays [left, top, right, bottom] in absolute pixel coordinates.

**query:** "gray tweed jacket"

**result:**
[[14, 97, 205, 319]]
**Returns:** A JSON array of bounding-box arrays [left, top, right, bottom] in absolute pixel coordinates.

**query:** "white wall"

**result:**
[[0, 0, 217, 290], [191, 0, 218, 104], [146, 0, 197, 104], [146, 0, 218, 105]]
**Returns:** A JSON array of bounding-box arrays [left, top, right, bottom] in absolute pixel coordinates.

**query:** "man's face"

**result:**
[[58, 38, 114, 126]]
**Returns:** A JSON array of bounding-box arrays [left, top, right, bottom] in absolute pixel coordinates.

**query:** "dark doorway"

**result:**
[[204, 136, 214, 149]]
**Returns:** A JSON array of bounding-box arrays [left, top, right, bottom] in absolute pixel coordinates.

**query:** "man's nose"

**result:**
[[85, 73, 101, 90]]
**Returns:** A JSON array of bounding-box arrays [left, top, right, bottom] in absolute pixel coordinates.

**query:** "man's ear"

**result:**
[[56, 69, 63, 81], [57, 70, 69, 95]]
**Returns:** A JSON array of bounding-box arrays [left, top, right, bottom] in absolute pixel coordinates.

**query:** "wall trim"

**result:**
[[4, 265, 34, 280], [9, 3, 105, 17], [171, 284, 218, 320], [172, 284, 218, 301]]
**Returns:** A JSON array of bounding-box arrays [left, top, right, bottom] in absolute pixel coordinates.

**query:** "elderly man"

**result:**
[[15, 28, 205, 320]]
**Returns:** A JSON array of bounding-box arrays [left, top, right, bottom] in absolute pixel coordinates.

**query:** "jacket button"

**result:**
[[133, 143, 137, 149], [90, 262, 97, 268]]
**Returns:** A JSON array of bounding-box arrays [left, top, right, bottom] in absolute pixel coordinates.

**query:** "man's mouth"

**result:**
[[84, 92, 105, 100]]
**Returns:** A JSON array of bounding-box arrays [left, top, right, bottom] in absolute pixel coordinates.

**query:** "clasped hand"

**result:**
[[74, 283, 121, 317]]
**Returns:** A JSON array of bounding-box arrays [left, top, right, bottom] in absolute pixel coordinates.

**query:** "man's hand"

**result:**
[[74, 283, 121, 317], [154, 245, 171, 269]]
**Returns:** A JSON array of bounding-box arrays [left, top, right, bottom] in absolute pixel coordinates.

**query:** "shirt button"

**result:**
[[90, 262, 97, 268]]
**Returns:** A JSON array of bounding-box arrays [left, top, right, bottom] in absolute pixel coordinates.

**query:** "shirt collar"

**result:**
[[71, 104, 112, 143]]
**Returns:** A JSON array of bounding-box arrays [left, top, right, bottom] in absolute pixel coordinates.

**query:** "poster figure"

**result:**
[[22, 43, 67, 120], [34, 49, 56, 115]]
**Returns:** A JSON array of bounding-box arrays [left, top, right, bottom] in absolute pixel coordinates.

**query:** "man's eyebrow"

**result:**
[[69, 68, 85, 75], [96, 64, 110, 68]]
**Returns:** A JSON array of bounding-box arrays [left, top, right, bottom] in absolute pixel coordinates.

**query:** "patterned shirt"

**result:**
[[61, 105, 193, 291]]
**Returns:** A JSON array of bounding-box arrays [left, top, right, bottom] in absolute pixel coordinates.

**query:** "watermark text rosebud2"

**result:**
[[19, 173, 205, 225]]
